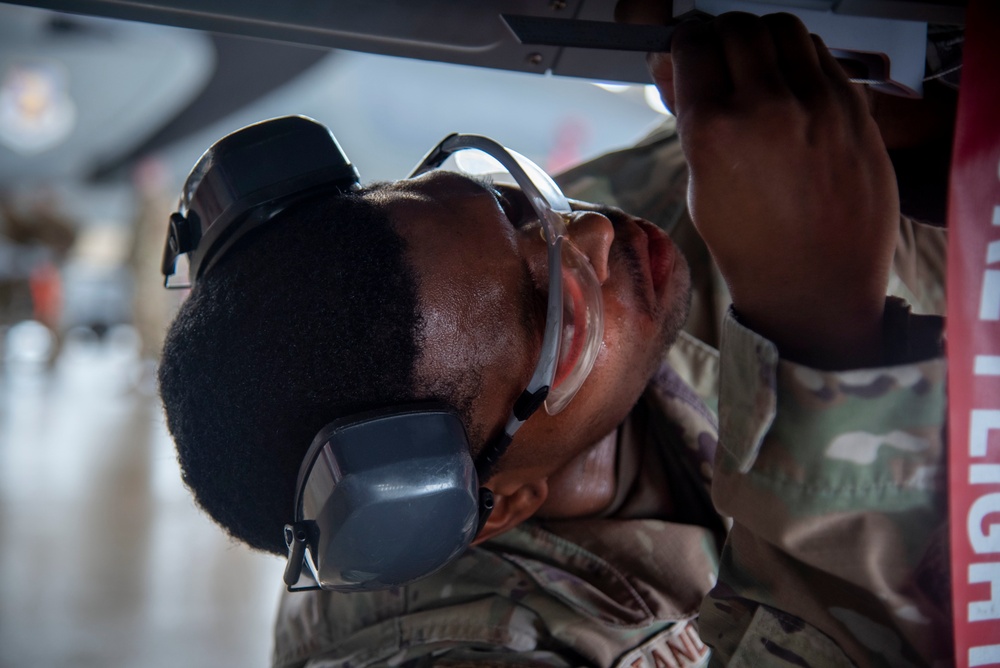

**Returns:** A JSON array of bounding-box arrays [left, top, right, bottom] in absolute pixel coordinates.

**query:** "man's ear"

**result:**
[[472, 478, 549, 545]]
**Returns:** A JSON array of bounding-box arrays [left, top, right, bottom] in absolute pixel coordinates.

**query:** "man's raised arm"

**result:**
[[659, 12, 949, 666]]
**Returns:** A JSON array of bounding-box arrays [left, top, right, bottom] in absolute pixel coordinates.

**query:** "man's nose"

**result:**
[[564, 211, 613, 284]]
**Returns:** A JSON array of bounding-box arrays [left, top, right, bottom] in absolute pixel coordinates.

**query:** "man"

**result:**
[[158, 12, 949, 667]]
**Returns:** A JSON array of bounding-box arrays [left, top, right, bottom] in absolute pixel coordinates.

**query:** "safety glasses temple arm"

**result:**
[[473, 386, 549, 480]]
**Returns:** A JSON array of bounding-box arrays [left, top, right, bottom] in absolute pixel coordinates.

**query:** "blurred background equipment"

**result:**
[[0, 0, 967, 86]]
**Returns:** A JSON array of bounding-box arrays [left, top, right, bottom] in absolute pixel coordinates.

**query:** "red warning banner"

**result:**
[[947, 1, 1000, 666]]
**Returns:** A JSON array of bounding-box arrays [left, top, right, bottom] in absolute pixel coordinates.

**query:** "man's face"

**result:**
[[366, 170, 690, 482]]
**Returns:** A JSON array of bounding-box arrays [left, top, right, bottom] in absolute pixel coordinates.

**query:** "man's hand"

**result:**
[[658, 13, 899, 369]]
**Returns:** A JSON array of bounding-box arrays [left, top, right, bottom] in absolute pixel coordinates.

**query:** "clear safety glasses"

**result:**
[[409, 135, 605, 471]]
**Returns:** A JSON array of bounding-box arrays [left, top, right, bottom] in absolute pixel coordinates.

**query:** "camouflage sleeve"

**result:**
[[888, 216, 947, 317], [700, 299, 949, 667]]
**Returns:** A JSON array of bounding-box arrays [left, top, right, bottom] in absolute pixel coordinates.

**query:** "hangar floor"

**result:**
[[0, 326, 285, 668]]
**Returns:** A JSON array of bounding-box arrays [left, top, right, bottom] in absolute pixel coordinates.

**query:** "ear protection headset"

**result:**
[[162, 116, 494, 592]]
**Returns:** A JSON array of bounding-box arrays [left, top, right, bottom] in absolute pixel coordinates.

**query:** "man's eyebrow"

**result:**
[[464, 174, 501, 198]]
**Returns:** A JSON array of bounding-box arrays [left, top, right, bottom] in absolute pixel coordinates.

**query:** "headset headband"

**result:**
[[161, 115, 360, 288]]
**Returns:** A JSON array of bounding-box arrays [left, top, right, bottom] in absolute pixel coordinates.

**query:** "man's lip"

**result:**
[[634, 218, 674, 303]]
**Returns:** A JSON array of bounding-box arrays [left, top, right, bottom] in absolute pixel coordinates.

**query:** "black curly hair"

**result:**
[[158, 187, 477, 556]]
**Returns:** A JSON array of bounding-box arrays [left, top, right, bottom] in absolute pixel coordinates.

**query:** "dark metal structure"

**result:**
[[3, 0, 966, 86]]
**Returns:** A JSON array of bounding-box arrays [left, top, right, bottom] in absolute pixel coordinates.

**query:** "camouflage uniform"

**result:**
[[273, 122, 950, 667], [273, 298, 947, 667], [701, 302, 948, 667]]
